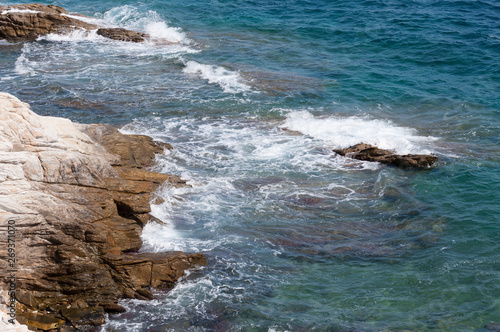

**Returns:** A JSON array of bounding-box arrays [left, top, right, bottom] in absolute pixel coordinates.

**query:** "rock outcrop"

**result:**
[[0, 4, 150, 42], [0, 93, 206, 331], [334, 143, 438, 169]]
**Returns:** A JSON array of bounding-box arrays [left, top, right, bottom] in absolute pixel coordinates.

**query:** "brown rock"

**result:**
[[79, 123, 173, 169], [0, 4, 152, 43], [96, 28, 149, 42], [101, 303, 127, 313], [0, 4, 98, 41], [0, 93, 206, 330], [103, 252, 207, 292], [334, 143, 438, 169], [16, 312, 65, 331], [60, 306, 106, 327]]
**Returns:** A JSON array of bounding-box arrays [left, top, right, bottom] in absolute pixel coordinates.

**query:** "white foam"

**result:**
[[37, 29, 104, 42], [101, 5, 191, 44], [1, 9, 40, 15], [183, 60, 252, 94], [61, 13, 106, 26], [14, 51, 34, 76], [281, 110, 437, 155], [145, 21, 187, 43]]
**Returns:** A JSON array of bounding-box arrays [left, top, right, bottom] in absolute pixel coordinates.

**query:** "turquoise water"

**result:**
[[1, 0, 499, 330]]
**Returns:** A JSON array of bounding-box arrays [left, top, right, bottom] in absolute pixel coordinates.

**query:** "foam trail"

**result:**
[[282, 110, 437, 155], [183, 60, 252, 94]]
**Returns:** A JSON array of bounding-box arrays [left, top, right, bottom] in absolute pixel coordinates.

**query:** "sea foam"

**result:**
[[101, 5, 191, 44], [37, 29, 104, 42], [281, 110, 437, 155], [183, 60, 252, 94]]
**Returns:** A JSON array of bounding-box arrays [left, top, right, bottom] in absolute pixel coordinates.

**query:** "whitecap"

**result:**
[[14, 50, 35, 76], [145, 21, 187, 43], [101, 5, 192, 44], [183, 60, 252, 94]]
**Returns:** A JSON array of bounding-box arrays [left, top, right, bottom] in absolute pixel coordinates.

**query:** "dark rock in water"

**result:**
[[297, 195, 324, 205], [0, 3, 98, 41], [101, 303, 127, 314], [0, 93, 206, 330], [333, 143, 438, 169], [485, 323, 500, 331], [97, 28, 149, 43]]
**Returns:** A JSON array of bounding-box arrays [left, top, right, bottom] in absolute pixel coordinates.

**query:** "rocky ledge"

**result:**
[[0, 93, 206, 331], [334, 143, 438, 169], [0, 3, 149, 42]]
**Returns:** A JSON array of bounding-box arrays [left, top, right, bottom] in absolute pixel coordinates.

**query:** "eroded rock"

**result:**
[[334, 143, 438, 169], [0, 93, 206, 331]]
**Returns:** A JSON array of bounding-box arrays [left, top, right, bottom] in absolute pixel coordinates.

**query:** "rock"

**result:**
[[101, 303, 126, 314], [0, 93, 206, 330], [79, 123, 173, 169], [16, 313, 65, 331], [96, 28, 149, 43], [0, 4, 97, 41], [104, 252, 207, 290], [60, 306, 105, 327], [486, 323, 500, 331], [333, 143, 438, 169], [0, 4, 150, 43]]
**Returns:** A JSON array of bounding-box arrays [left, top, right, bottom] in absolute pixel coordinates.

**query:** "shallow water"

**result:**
[[1, 0, 499, 330]]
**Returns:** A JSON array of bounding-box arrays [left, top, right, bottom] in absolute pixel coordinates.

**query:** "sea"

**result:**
[[1, 0, 499, 331]]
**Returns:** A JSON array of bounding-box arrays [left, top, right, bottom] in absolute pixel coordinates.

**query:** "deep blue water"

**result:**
[[1, 0, 499, 331]]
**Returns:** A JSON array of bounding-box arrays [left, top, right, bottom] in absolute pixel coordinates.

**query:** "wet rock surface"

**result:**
[[96, 28, 149, 42], [0, 93, 206, 331], [0, 4, 149, 42], [334, 143, 438, 169]]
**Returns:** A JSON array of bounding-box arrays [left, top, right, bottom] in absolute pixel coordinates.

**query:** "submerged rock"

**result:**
[[485, 323, 500, 331], [334, 143, 438, 169], [0, 4, 149, 42], [0, 93, 206, 330]]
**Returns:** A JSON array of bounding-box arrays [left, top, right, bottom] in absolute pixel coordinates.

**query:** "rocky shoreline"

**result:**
[[0, 4, 440, 330], [0, 93, 206, 331]]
